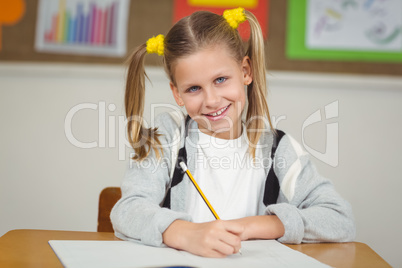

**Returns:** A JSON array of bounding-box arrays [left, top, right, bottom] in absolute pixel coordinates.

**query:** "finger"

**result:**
[[206, 249, 227, 258], [214, 233, 242, 256], [223, 221, 245, 235], [234, 244, 242, 254], [220, 231, 241, 246], [213, 239, 237, 256]]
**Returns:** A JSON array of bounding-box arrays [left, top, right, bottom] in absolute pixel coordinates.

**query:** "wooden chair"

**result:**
[[97, 187, 121, 232]]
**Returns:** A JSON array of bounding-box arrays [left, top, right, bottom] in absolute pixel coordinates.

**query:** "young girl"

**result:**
[[111, 7, 355, 258]]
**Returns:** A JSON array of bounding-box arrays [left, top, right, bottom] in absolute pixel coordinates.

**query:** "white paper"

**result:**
[[35, 0, 129, 57], [49, 240, 330, 268], [306, 0, 402, 51]]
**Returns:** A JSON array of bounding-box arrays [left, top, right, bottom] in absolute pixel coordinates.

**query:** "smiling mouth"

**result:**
[[204, 105, 230, 117]]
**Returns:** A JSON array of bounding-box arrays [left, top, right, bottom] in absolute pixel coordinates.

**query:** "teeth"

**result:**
[[208, 105, 229, 116]]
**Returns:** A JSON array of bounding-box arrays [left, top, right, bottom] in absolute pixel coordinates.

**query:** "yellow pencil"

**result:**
[[180, 162, 220, 219], [179, 161, 242, 255]]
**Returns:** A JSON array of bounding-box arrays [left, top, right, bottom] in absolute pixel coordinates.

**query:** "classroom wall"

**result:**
[[0, 62, 401, 267]]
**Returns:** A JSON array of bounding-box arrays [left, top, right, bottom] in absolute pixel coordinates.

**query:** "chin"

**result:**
[[204, 123, 236, 137]]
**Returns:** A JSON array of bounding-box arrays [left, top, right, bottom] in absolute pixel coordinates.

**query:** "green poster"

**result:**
[[286, 0, 402, 63]]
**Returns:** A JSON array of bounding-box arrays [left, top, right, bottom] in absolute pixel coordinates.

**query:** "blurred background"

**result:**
[[1, 0, 401, 266]]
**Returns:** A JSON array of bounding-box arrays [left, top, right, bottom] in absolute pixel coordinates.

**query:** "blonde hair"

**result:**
[[125, 10, 273, 161]]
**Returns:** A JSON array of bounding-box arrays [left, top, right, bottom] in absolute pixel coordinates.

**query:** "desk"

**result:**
[[0, 229, 390, 268]]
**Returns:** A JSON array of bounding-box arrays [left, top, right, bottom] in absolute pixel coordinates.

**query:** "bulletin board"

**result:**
[[0, 0, 172, 66], [266, 0, 402, 76], [0, 0, 401, 76], [287, 0, 402, 63]]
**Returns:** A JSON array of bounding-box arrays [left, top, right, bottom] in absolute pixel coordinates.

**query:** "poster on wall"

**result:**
[[35, 0, 130, 57], [287, 0, 402, 63], [0, 0, 26, 51], [173, 0, 269, 40]]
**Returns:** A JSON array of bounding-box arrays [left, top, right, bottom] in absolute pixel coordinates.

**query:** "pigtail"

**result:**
[[125, 44, 162, 161], [244, 10, 275, 157]]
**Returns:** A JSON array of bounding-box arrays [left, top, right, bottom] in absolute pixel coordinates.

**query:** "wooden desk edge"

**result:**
[[0, 229, 392, 268]]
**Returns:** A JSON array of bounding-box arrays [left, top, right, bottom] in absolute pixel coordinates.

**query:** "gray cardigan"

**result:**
[[111, 111, 355, 247]]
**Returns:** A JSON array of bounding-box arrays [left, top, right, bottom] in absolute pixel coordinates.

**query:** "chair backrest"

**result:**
[[97, 187, 122, 232]]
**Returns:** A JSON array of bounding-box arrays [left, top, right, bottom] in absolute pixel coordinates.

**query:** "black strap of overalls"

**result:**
[[162, 115, 191, 209], [263, 129, 285, 206], [162, 120, 286, 208]]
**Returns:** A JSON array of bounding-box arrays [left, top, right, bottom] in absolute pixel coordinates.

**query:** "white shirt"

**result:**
[[185, 128, 266, 223]]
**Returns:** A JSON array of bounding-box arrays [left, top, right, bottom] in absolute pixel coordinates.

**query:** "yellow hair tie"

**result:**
[[146, 34, 164, 56], [223, 7, 246, 29]]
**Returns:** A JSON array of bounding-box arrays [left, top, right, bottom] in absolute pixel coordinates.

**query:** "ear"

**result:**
[[241, 56, 253, 85], [169, 82, 184, 106]]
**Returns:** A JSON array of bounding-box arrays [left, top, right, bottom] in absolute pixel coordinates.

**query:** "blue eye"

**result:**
[[187, 86, 200, 93], [216, 77, 227, 84]]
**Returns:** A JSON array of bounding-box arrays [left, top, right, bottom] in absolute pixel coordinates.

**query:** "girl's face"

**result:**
[[170, 44, 252, 140]]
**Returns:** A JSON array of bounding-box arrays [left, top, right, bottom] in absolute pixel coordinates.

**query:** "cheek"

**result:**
[[233, 87, 247, 114], [182, 95, 202, 114], [230, 85, 246, 105]]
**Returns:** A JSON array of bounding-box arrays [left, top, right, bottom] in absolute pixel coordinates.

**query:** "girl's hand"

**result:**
[[229, 215, 285, 241], [162, 220, 244, 258]]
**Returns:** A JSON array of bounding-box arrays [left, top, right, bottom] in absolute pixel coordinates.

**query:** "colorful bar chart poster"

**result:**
[[35, 0, 130, 57], [287, 0, 402, 63]]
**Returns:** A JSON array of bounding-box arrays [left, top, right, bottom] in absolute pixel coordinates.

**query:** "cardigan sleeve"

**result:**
[[110, 113, 191, 247], [265, 134, 356, 244]]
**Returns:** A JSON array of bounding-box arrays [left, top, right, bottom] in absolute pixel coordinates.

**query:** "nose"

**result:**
[[204, 87, 220, 107]]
